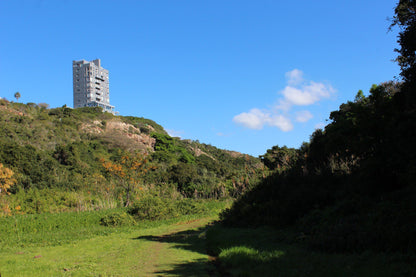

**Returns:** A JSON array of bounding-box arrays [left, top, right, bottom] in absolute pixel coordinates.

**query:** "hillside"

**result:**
[[0, 99, 262, 215], [221, 81, 416, 253], [219, 1, 416, 255]]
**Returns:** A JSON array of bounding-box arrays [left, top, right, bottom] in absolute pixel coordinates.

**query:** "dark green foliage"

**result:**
[[128, 196, 174, 220], [169, 162, 198, 193], [0, 142, 60, 189], [0, 100, 261, 215], [127, 197, 208, 221], [391, 0, 416, 107], [152, 133, 176, 152], [221, 81, 416, 253], [297, 186, 416, 253], [260, 145, 298, 171], [151, 133, 196, 164], [174, 198, 208, 215], [206, 224, 416, 276], [100, 211, 136, 227]]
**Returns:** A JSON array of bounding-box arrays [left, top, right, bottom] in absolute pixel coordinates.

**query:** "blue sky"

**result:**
[[0, 0, 400, 156]]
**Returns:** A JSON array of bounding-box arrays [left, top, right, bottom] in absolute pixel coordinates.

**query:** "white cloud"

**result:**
[[268, 115, 293, 131], [296, 110, 313, 123], [233, 108, 268, 130], [233, 108, 293, 132], [233, 69, 335, 132], [285, 69, 304, 86], [281, 81, 335, 106]]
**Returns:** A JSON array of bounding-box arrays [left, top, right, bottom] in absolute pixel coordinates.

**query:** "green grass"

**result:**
[[0, 217, 215, 276], [206, 225, 416, 276], [0, 199, 230, 249], [3, 198, 413, 276], [0, 199, 230, 276]]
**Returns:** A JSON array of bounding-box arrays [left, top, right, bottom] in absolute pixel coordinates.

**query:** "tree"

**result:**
[[0, 163, 16, 195], [38, 103, 50, 109], [101, 152, 153, 207], [14, 92, 21, 102], [260, 145, 298, 171], [390, 0, 416, 105]]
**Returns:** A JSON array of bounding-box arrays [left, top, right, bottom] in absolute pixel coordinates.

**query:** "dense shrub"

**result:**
[[174, 198, 208, 215], [128, 196, 175, 220], [100, 211, 136, 227], [127, 197, 210, 221], [0, 101, 262, 215]]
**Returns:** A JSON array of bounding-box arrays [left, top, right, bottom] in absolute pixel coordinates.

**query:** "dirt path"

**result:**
[[0, 217, 218, 276], [132, 217, 217, 276]]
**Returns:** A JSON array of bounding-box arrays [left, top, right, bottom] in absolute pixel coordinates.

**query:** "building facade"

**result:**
[[72, 59, 115, 114]]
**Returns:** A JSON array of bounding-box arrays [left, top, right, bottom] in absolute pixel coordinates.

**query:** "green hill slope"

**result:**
[[0, 100, 262, 215]]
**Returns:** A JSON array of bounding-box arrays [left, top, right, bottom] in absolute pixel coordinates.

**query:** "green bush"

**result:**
[[174, 198, 208, 215], [128, 196, 175, 220], [100, 211, 136, 227], [128, 197, 211, 221]]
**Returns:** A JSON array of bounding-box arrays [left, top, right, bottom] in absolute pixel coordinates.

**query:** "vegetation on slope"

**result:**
[[0, 100, 262, 216], [220, 0, 416, 254], [0, 201, 227, 276]]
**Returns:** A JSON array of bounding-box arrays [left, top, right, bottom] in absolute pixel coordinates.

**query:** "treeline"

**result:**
[[0, 101, 262, 215], [221, 0, 416, 253]]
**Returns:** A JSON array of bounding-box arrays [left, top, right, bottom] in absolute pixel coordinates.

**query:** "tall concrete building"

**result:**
[[72, 59, 115, 114]]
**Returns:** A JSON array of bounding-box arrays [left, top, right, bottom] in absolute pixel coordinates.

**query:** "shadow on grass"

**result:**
[[132, 223, 416, 276], [133, 227, 208, 255], [153, 258, 218, 277], [132, 224, 299, 276], [133, 226, 220, 276], [204, 225, 416, 277]]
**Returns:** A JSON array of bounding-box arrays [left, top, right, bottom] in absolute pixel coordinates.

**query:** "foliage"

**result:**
[[100, 210, 136, 226], [151, 133, 195, 164], [128, 195, 174, 220], [260, 145, 299, 171], [174, 198, 208, 215], [101, 152, 154, 207], [206, 224, 416, 277], [391, 0, 416, 107], [221, 80, 416, 253], [14, 92, 21, 102], [0, 100, 261, 214], [122, 116, 166, 134], [0, 163, 16, 195], [127, 196, 209, 221]]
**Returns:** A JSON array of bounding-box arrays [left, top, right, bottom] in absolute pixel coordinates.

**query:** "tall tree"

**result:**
[[101, 152, 153, 207], [391, 0, 416, 106], [14, 92, 21, 102]]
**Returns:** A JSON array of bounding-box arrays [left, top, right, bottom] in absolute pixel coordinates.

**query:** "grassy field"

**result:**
[[0, 200, 227, 276], [1, 199, 415, 276], [1, 217, 215, 276], [206, 225, 416, 277]]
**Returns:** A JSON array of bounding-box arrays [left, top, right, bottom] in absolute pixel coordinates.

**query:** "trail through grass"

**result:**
[[1, 216, 216, 276], [3, 199, 415, 276]]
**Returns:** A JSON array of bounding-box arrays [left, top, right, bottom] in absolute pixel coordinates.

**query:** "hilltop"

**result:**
[[0, 99, 262, 214]]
